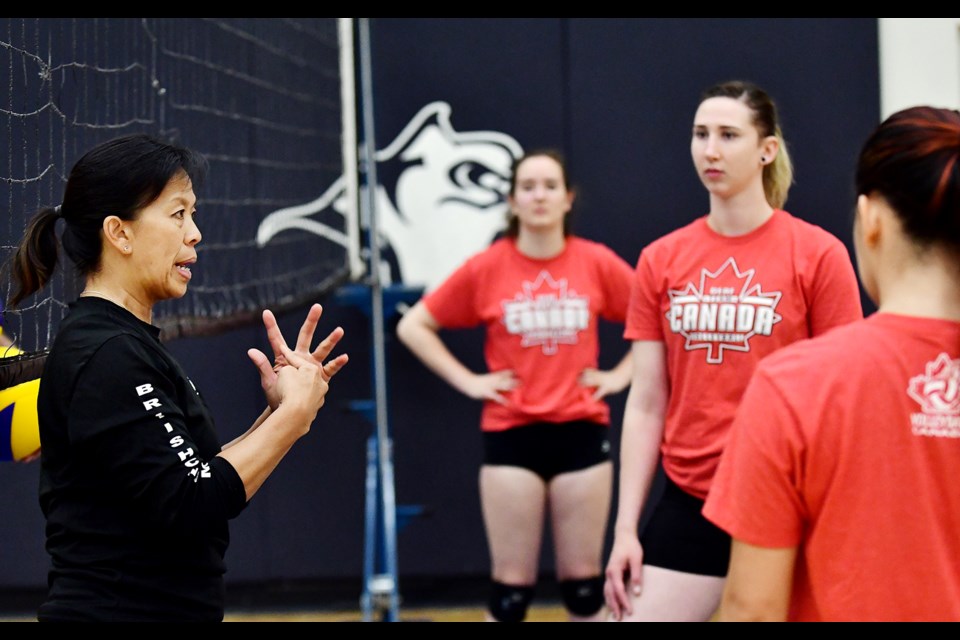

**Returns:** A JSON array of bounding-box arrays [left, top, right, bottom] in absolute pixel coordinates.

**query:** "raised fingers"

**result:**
[[321, 353, 350, 380], [262, 306, 347, 378], [295, 303, 323, 353], [312, 325, 344, 363], [247, 348, 275, 380], [262, 309, 289, 363]]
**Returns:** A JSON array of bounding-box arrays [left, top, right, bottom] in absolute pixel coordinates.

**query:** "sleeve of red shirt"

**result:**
[[598, 245, 636, 323], [422, 254, 481, 329], [624, 248, 665, 342], [702, 362, 807, 548], [807, 238, 864, 336]]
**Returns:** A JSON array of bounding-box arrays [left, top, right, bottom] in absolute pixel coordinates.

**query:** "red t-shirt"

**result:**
[[704, 313, 960, 621], [625, 210, 863, 498], [423, 236, 634, 431]]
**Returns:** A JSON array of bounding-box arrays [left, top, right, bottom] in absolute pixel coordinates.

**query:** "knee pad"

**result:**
[[559, 576, 605, 616], [488, 581, 535, 622]]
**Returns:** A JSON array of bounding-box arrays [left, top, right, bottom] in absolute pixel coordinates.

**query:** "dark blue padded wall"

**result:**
[[564, 18, 880, 274]]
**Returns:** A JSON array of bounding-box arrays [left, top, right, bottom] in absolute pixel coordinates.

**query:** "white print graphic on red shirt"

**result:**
[[501, 270, 589, 355], [907, 352, 960, 438], [666, 257, 782, 364]]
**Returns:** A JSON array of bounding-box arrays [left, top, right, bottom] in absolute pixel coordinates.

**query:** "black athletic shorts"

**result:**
[[482, 420, 611, 482], [640, 473, 731, 577]]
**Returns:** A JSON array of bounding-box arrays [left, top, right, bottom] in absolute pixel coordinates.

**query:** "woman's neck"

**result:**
[[877, 250, 960, 321], [81, 279, 152, 324], [706, 188, 774, 237], [515, 227, 566, 259]]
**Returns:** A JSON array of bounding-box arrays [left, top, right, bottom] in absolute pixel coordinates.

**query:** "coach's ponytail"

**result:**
[[8, 207, 61, 308]]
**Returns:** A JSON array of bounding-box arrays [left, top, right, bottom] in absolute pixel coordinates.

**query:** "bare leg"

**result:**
[[479, 465, 548, 621], [610, 565, 725, 622], [549, 461, 613, 622]]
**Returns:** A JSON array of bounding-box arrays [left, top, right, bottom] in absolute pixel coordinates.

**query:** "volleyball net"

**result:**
[[0, 17, 361, 354]]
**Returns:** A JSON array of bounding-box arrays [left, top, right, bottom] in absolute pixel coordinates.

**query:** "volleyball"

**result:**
[[0, 341, 41, 462], [0, 377, 40, 462]]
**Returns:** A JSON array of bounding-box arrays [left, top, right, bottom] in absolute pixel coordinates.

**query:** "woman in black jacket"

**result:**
[[7, 133, 348, 621]]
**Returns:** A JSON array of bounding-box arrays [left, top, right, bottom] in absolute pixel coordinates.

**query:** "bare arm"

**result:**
[[714, 540, 797, 622], [396, 301, 516, 405], [613, 341, 669, 541], [604, 339, 669, 620], [221, 406, 272, 451]]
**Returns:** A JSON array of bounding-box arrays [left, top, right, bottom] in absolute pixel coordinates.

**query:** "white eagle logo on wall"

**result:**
[[256, 101, 523, 291]]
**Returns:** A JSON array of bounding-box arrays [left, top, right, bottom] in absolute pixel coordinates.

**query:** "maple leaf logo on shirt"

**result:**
[[908, 352, 960, 414], [501, 270, 589, 355], [666, 257, 782, 364]]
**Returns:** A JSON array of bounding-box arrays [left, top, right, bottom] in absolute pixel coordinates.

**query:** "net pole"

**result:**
[[357, 17, 400, 622], [337, 18, 364, 282]]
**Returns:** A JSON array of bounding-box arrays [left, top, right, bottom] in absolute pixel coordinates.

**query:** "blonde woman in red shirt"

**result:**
[[604, 81, 863, 621]]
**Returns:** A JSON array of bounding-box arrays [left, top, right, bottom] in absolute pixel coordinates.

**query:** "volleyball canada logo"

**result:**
[[666, 257, 782, 364], [501, 270, 589, 355], [907, 352, 960, 438]]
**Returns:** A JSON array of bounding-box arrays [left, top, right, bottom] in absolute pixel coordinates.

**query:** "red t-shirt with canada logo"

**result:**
[[423, 236, 634, 432], [704, 313, 960, 621], [625, 210, 863, 499]]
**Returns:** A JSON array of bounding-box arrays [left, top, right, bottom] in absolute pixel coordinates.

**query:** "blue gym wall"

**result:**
[[0, 18, 879, 606]]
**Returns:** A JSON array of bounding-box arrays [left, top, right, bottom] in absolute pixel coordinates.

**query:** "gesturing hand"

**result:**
[[273, 353, 329, 424], [247, 303, 349, 410]]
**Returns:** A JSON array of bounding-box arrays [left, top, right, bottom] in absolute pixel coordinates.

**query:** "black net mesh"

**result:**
[[0, 17, 355, 353]]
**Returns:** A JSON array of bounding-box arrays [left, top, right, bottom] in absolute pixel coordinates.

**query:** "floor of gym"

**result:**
[[0, 576, 569, 622]]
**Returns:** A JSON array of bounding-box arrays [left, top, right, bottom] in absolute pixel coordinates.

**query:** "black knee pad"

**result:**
[[559, 576, 605, 616], [488, 581, 535, 622]]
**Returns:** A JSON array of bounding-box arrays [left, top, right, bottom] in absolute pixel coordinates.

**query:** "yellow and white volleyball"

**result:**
[[0, 341, 42, 463]]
